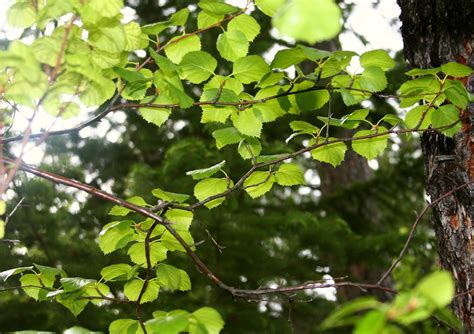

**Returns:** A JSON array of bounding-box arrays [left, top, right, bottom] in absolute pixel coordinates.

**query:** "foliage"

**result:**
[[0, 0, 472, 333]]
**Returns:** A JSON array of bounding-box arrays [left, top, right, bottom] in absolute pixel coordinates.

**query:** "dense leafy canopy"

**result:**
[[0, 0, 472, 333]]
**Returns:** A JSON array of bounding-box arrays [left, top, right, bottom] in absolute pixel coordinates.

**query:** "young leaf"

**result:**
[[232, 55, 270, 84], [360, 49, 395, 71], [431, 104, 461, 137], [198, 11, 223, 29], [271, 47, 307, 69], [152, 188, 190, 203], [165, 209, 193, 230], [124, 278, 160, 303], [273, 0, 342, 44], [275, 163, 305, 186], [101, 264, 134, 282], [233, 108, 263, 138], [404, 105, 433, 129], [255, 0, 286, 16], [415, 271, 454, 308], [216, 30, 249, 62], [238, 138, 262, 160], [179, 51, 217, 84], [295, 89, 330, 111], [0, 267, 34, 281], [146, 310, 189, 334], [194, 178, 232, 209], [164, 35, 201, 64], [243, 172, 275, 198], [358, 66, 387, 92], [310, 138, 347, 167], [110, 319, 144, 334], [227, 14, 260, 41], [198, 1, 237, 15], [352, 127, 389, 160], [156, 264, 191, 291], [212, 127, 244, 149], [161, 230, 195, 252], [191, 307, 225, 334], [98, 221, 135, 255], [186, 160, 226, 180], [128, 242, 168, 266], [440, 62, 473, 77]]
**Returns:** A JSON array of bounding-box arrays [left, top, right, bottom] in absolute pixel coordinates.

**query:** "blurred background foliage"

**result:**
[[0, 0, 436, 332]]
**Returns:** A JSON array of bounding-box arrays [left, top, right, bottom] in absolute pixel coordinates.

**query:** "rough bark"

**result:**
[[398, 0, 474, 330]]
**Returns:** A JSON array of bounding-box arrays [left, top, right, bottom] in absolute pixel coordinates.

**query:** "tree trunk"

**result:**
[[397, 0, 474, 330]]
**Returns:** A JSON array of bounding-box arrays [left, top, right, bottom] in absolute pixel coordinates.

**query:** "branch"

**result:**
[[377, 181, 474, 285]]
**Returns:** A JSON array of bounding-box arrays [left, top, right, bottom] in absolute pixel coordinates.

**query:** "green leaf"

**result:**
[[165, 209, 193, 231], [100, 264, 134, 282], [146, 310, 189, 334], [243, 172, 275, 198], [431, 104, 461, 137], [139, 105, 172, 127], [321, 297, 381, 329], [128, 242, 168, 266], [273, 0, 342, 44], [198, 1, 238, 15], [238, 138, 262, 160], [124, 278, 160, 303], [352, 127, 389, 160], [197, 11, 223, 29], [60, 277, 95, 292], [354, 310, 386, 334], [295, 89, 330, 111], [233, 108, 263, 138], [7, 2, 36, 28], [156, 264, 191, 291], [0, 220, 4, 239], [186, 160, 226, 180], [255, 0, 286, 16], [405, 67, 441, 76], [109, 205, 132, 216], [0, 266, 34, 281], [194, 178, 232, 209], [216, 30, 249, 62], [89, 25, 126, 53], [152, 188, 190, 203], [227, 14, 260, 41], [360, 50, 395, 71], [275, 163, 305, 186], [290, 121, 318, 134], [179, 51, 217, 84], [165, 35, 201, 64], [83, 282, 110, 306], [161, 230, 195, 252], [404, 105, 433, 129], [0, 200, 5, 215], [310, 138, 348, 167], [358, 66, 387, 92], [444, 80, 469, 108], [191, 307, 225, 334], [124, 22, 143, 51], [441, 62, 473, 77], [416, 271, 454, 308], [212, 127, 244, 149], [271, 48, 306, 69], [20, 274, 51, 301], [56, 293, 89, 317], [170, 8, 190, 26], [114, 67, 148, 83], [233, 55, 270, 84], [98, 221, 135, 255], [110, 319, 144, 334]]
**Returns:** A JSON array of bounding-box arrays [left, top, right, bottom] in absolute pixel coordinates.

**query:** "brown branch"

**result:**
[[49, 15, 77, 84], [377, 181, 473, 285]]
